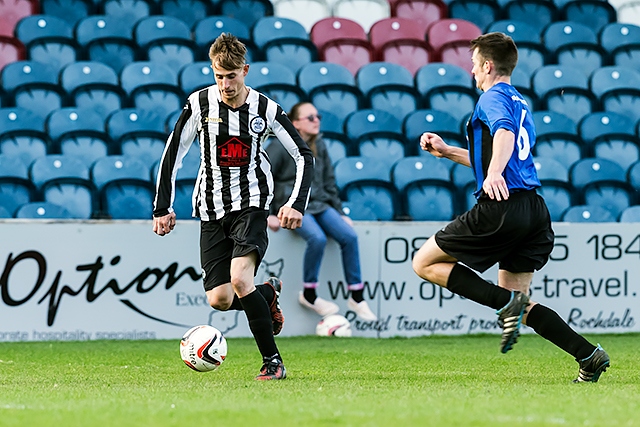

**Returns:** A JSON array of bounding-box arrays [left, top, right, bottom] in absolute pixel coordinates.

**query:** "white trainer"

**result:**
[[298, 292, 339, 317], [347, 298, 377, 321]]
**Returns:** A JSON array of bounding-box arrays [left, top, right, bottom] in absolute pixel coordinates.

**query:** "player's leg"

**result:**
[[495, 270, 533, 353]]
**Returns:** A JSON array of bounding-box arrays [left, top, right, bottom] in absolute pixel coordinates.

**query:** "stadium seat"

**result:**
[[29, 154, 98, 219], [134, 16, 196, 72], [503, 0, 558, 34], [450, 162, 476, 212], [534, 156, 574, 221], [193, 16, 255, 62], [75, 16, 137, 74], [331, 0, 391, 33], [318, 110, 350, 163], [14, 14, 80, 73], [0, 0, 39, 37], [560, 0, 616, 35], [0, 36, 26, 72], [414, 63, 478, 124], [120, 61, 183, 124], [532, 64, 597, 124], [14, 201, 73, 218], [100, 0, 152, 29], [298, 62, 364, 123], [106, 108, 167, 167], [369, 18, 432, 76], [426, 19, 482, 64], [510, 67, 538, 111], [542, 21, 605, 78], [0, 107, 50, 166], [486, 20, 542, 44], [91, 155, 155, 219], [403, 109, 466, 152], [579, 111, 639, 171], [344, 109, 407, 163], [60, 61, 126, 118], [533, 110, 583, 169], [562, 204, 616, 222], [41, 0, 93, 27], [591, 65, 640, 124], [333, 156, 398, 220], [627, 160, 640, 191], [218, 0, 274, 29], [158, 0, 212, 30], [178, 62, 213, 95], [309, 17, 374, 76], [0, 205, 11, 218], [0, 153, 36, 217], [392, 156, 456, 220], [252, 17, 318, 74], [600, 22, 640, 55], [341, 200, 378, 220], [389, 0, 447, 34], [356, 62, 420, 122], [448, 0, 500, 33], [45, 107, 111, 166], [244, 61, 306, 113], [619, 205, 640, 222], [272, 0, 331, 33]]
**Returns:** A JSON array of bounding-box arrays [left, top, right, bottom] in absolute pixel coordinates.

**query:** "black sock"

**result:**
[[446, 264, 511, 310], [303, 287, 317, 304], [256, 282, 275, 305], [351, 288, 364, 303], [228, 295, 243, 310], [239, 290, 281, 362], [526, 304, 596, 360]]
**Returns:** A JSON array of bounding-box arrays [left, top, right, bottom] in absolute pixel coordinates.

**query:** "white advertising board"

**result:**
[[0, 220, 637, 341]]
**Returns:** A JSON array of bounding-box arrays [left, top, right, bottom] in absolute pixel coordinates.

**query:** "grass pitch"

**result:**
[[0, 334, 638, 427]]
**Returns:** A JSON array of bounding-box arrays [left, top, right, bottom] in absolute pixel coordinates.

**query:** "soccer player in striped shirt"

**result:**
[[153, 33, 314, 380]]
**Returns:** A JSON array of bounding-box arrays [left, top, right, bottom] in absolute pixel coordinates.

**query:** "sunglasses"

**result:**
[[298, 114, 322, 122]]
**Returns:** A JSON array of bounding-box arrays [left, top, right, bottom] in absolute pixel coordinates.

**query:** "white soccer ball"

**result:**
[[316, 314, 352, 337], [180, 325, 227, 372]]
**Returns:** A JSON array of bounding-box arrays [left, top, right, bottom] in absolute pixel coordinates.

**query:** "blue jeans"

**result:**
[[294, 207, 361, 285]]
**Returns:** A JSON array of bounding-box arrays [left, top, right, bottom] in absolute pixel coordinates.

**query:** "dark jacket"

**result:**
[[266, 136, 342, 215]]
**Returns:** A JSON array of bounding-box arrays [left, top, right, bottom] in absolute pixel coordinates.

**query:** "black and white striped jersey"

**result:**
[[153, 86, 314, 221]]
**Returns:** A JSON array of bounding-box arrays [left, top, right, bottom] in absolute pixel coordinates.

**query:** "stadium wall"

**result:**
[[0, 220, 637, 342]]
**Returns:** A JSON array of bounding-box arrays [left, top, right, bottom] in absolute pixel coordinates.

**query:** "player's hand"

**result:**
[[267, 214, 281, 231], [153, 212, 176, 236], [420, 132, 447, 158], [482, 173, 509, 201], [278, 206, 303, 230]]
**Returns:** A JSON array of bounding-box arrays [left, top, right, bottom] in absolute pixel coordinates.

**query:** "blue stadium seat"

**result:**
[[341, 201, 378, 220], [158, 0, 212, 29], [356, 62, 421, 122], [486, 20, 548, 79], [619, 205, 640, 222], [179, 62, 214, 95], [533, 110, 583, 169], [591, 66, 640, 124], [91, 155, 155, 219], [503, 0, 558, 34], [392, 156, 456, 220], [600, 22, 640, 69], [319, 112, 350, 164], [403, 109, 465, 152], [560, 0, 616, 35], [1, 61, 65, 119], [0, 107, 51, 167], [579, 111, 639, 171], [120, 61, 183, 123], [448, 0, 500, 32], [244, 61, 306, 113], [344, 109, 407, 162], [0, 205, 11, 218], [193, 16, 256, 62], [41, 0, 94, 27], [75, 16, 137, 74], [532, 64, 597, 124], [0, 153, 36, 217], [298, 62, 364, 123], [333, 156, 398, 220], [627, 160, 640, 192], [486, 20, 542, 44], [106, 108, 167, 167], [15, 15, 80, 73], [15, 201, 73, 218], [101, 0, 153, 29], [218, 0, 274, 29], [414, 63, 477, 124], [450, 162, 475, 212], [45, 107, 110, 166], [60, 61, 126, 118], [534, 156, 573, 221], [561, 204, 616, 222], [252, 17, 317, 74], [134, 15, 196, 71], [542, 21, 605, 77], [29, 154, 98, 219]]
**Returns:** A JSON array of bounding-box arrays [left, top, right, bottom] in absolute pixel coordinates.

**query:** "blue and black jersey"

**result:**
[[466, 82, 541, 199]]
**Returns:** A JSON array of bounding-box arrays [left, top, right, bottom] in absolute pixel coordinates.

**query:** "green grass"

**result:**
[[0, 334, 638, 427]]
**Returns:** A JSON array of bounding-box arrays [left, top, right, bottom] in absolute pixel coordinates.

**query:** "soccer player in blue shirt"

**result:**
[[412, 32, 610, 382]]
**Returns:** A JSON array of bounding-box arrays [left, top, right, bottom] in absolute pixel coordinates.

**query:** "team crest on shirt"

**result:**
[[250, 116, 266, 133]]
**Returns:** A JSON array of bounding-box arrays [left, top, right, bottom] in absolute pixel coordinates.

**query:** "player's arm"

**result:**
[[270, 105, 314, 230], [420, 132, 471, 167], [483, 128, 514, 201], [153, 97, 199, 235]]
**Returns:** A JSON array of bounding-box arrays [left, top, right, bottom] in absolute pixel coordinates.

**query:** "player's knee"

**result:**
[[207, 293, 230, 311]]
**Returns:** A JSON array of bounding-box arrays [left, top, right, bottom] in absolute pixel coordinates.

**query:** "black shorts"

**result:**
[[435, 190, 554, 273], [200, 207, 269, 291]]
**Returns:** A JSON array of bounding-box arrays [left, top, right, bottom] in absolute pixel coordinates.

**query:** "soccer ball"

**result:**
[[316, 314, 352, 337], [180, 325, 227, 372]]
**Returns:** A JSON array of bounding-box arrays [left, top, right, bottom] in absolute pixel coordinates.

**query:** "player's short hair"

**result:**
[[208, 33, 247, 71], [470, 32, 518, 77]]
